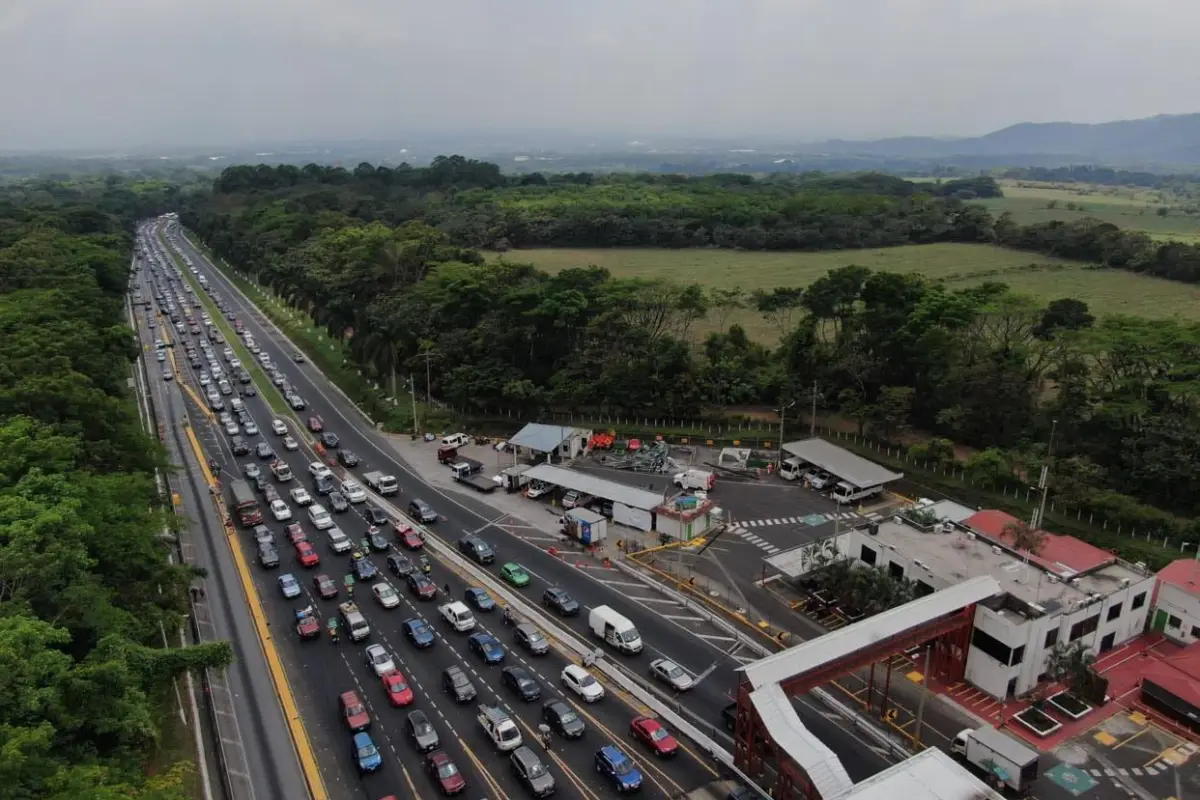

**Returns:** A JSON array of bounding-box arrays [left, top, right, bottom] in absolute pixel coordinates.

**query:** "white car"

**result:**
[[309, 462, 332, 481], [198, 372, 211, 386], [364, 644, 395, 677], [561, 665, 605, 703], [278, 573, 301, 599], [243, 421, 259, 436], [271, 419, 288, 436], [229, 358, 241, 369], [342, 481, 367, 503], [372, 582, 400, 609], [327, 527, 352, 553], [223, 420, 239, 436], [290, 487, 313, 506], [270, 499, 292, 521], [282, 436, 299, 451]]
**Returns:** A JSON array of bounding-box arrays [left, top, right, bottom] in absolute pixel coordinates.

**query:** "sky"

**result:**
[[2, 0, 1199, 151]]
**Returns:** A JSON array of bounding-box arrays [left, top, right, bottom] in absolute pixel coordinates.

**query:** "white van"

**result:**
[[441, 433, 470, 448], [308, 503, 333, 530], [832, 482, 884, 505], [673, 469, 715, 491], [588, 605, 643, 654], [778, 458, 808, 481]]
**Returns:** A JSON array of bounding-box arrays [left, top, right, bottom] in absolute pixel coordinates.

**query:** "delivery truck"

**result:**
[[588, 605, 643, 654], [951, 725, 1039, 796]]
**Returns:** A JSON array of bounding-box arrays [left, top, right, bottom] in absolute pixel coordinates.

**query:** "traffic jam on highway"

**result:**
[[136, 220, 748, 799]]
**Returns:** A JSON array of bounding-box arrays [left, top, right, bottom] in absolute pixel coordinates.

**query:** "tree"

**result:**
[[1002, 519, 1047, 555], [871, 385, 914, 441], [1045, 640, 1104, 702]]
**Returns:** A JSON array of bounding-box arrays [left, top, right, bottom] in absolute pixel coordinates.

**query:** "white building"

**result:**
[[844, 508, 1154, 700], [1152, 559, 1200, 644]]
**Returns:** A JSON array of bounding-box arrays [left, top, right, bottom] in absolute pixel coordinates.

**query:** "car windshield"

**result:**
[[452, 673, 468, 686], [560, 710, 578, 725], [357, 744, 377, 759], [389, 678, 408, 692], [527, 759, 547, 777], [347, 703, 365, 716], [650, 727, 669, 741], [529, 631, 546, 643], [579, 674, 597, 687], [665, 664, 683, 678], [499, 726, 519, 741], [612, 757, 632, 776], [619, 629, 639, 643], [437, 761, 459, 779], [415, 722, 431, 735]]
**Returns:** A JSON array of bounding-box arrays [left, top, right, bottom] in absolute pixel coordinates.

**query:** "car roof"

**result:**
[[352, 731, 372, 745], [600, 744, 625, 760], [340, 690, 360, 703], [563, 664, 586, 678]]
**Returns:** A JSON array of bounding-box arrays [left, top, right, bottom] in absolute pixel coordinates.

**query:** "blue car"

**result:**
[[353, 557, 378, 581], [468, 632, 505, 664], [595, 745, 642, 793], [403, 617, 435, 648], [465, 587, 496, 612], [352, 731, 383, 773]]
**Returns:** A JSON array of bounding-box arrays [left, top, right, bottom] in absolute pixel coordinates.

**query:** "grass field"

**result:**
[[491, 243, 1200, 342]]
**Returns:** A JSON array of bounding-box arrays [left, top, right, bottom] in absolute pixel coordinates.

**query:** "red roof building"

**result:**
[[1157, 559, 1200, 598], [963, 509, 1116, 578]]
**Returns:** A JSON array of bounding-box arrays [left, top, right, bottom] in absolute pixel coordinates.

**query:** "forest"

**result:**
[[0, 180, 230, 798]]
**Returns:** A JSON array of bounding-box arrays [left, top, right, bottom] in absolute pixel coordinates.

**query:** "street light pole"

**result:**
[[810, 379, 819, 437], [409, 375, 419, 436], [778, 400, 797, 467]]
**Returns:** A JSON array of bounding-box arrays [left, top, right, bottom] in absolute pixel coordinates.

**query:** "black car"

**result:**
[[457, 535, 495, 565], [242, 383, 257, 397], [320, 432, 340, 449], [313, 474, 334, 495], [442, 666, 477, 703], [542, 587, 580, 616], [542, 699, 585, 739], [231, 436, 251, 456], [328, 491, 349, 513], [338, 449, 360, 467], [257, 543, 280, 569], [353, 558, 378, 581], [368, 529, 389, 552], [252, 475, 269, 493], [364, 505, 388, 526], [510, 746, 556, 798], [387, 553, 414, 577], [254, 442, 274, 459], [501, 666, 541, 701]]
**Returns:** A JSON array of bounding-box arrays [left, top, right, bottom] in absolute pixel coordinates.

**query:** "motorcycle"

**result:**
[[419, 555, 432, 574]]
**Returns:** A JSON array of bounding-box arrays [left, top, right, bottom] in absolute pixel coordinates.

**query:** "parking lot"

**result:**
[[1061, 710, 1200, 799]]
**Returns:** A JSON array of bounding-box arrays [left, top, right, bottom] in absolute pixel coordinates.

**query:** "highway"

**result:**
[[152, 218, 895, 792]]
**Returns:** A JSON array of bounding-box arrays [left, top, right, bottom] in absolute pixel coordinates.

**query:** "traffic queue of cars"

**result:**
[[141, 222, 693, 795]]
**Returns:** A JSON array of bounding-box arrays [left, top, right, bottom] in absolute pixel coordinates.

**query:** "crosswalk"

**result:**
[[741, 511, 862, 528], [728, 526, 781, 554]]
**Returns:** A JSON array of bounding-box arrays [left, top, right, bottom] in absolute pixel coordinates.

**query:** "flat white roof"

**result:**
[[509, 423, 584, 453], [522, 464, 664, 511], [838, 747, 1003, 800], [750, 683, 853, 800], [740, 576, 1001, 690], [782, 439, 903, 488]]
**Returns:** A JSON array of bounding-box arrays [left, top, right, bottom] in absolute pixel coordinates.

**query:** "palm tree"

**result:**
[[1003, 519, 1047, 555], [1046, 640, 1098, 699]]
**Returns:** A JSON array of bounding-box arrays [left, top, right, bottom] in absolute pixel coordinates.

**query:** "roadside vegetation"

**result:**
[[0, 181, 231, 797]]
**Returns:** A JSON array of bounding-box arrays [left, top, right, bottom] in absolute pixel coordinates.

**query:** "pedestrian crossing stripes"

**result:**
[[729, 526, 781, 554], [741, 511, 861, 528]]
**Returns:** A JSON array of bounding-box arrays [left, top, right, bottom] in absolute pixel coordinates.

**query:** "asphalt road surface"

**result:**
[[153, 220, 895, 792]]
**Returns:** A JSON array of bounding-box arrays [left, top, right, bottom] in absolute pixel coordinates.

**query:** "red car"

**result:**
[[425, 751, 466, 795], [307, 417, 323, 433], [339, 690, 371, 732], [382, 669, 414, 707], [295, 540, 320, 567], [397, 524, 424, 551], [313, 574, 338, 599], [296, 609, 320, 639], [286, 523, 307, 544], [629, 716, 678, 757]]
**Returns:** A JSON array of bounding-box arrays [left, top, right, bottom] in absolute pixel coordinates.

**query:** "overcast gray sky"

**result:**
[[2, 0, 1198, 151]]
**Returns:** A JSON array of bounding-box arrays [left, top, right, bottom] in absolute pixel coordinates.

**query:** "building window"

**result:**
[[1169, 615, 1182, 629], [860, 545, 877, 565], [1132, 592, 1146, 610], [1069, 615, 1100, 642], [1191, 626, 1200, 640], [1011, 645, 1026, 666], [971, 628, 1014, 666], [1106, 603, 1122, 622], [1044, 628, 1059, 649], [915, 581, 935, 598], [888, 562, 905, 580]]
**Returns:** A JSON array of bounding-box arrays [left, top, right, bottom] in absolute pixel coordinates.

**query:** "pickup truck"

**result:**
[[451, 462, 499, 494], [363, 470, 398, 496], [477, 704, 523, 751], [438, 601, 476, 632], [270, 459, 293, 482], [450, 457, 483, 475]]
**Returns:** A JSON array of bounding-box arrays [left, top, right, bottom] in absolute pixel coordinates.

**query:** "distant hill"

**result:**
[[796, 113, 1200, 167]]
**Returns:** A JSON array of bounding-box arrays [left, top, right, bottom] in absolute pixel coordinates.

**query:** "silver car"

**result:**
[[405, 710, 440, 753], [649, 658, 694, 692]]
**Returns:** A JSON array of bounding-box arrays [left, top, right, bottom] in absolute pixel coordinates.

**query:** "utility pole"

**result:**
[[810, 379, 819, 437], [415, 347, 438, 404], [1030, 419, 1058, 530], [778, 400, 797, 467], [914, 641, 933, 749], [409, 375, 419, 436]]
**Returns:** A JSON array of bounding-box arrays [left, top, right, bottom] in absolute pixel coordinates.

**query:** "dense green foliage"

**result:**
[[0, 182, 230, 798], [183, 159, 1200, 549], [1000, 165, 1200, 192]]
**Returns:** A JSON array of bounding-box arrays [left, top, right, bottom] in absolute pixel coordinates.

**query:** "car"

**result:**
[[408, 499, 437, 524], [510, 746, 555, 797], [292, 352, 306, 363], [406, 572, 437, 600], [364, 504, 388, 525], [289, 487, 313, 506], [387, 552, 415, 577], [320, 432, 340, 449], [198, 371, 211, 386], [468, 633, 505, 664], [255, 442, 274, 459], [500, 562, 531, 587], [403, 617, 435, 648], [352, 731, 383, 774], [441, 666, 477, 703], [629, 716, 679, 757], [285, 523, 307, 544], [309, 462, 332, 480], [649, 658, 694, 692], [242, 462, 262, 480], [252, 474, 270, 493], [542, 699, 585, 739], [465, 587, 496, 612], [264, 485, 281, 504], [253, 524, 275, 546], [278, 573, 301, 598], [561, 664, 604, 703], [501, 666, 541, 701], [337, 449, 360, 467], [457, 535, 494, 564], [425, 750, 466, 796], [271, 419, 288, 435], [162, 369, 174, 381], [542, 586, 580, 616], [370, 669, 414, 714], [313, 573, 338, 599], [243, 420, 259, 435], [514, 623, 550, 655], [328, 491, 349, 513], [368, 527, 389, 551], [398, 526, 424, 550], [405, 710, 441, 752], [242, 383, 257, 397], [340, 690, 371, 732], [353, 557, 378, 581], [342, 480, 367, 503], [295, 540, 320, 567], [257, 543, 280, 569], [223, 420, 239, 436], [372, 582, 400, 609], [313, 474, 334, 495], [307, 417, 323, 433], [364, 644, 395, 677], [594, 745, 642, 793], [282, 435, 299, 451], [269, 499, 291, 521], [809, 470, 834, 490], [319, 524, 348, 551]]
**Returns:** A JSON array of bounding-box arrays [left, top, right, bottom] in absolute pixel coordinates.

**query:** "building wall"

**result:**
[[1153, 584, 1200, 644]]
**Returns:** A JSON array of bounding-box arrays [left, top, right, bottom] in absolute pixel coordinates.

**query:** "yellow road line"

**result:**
[[182, 423, 329, 800], [1114, 727, 1152, 750], [563, 697, 687, 796], [179, 380, 216, 423], [456, 736, 506, 798], [399, 763, 424, 800], [509, 715, 601, 800]]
